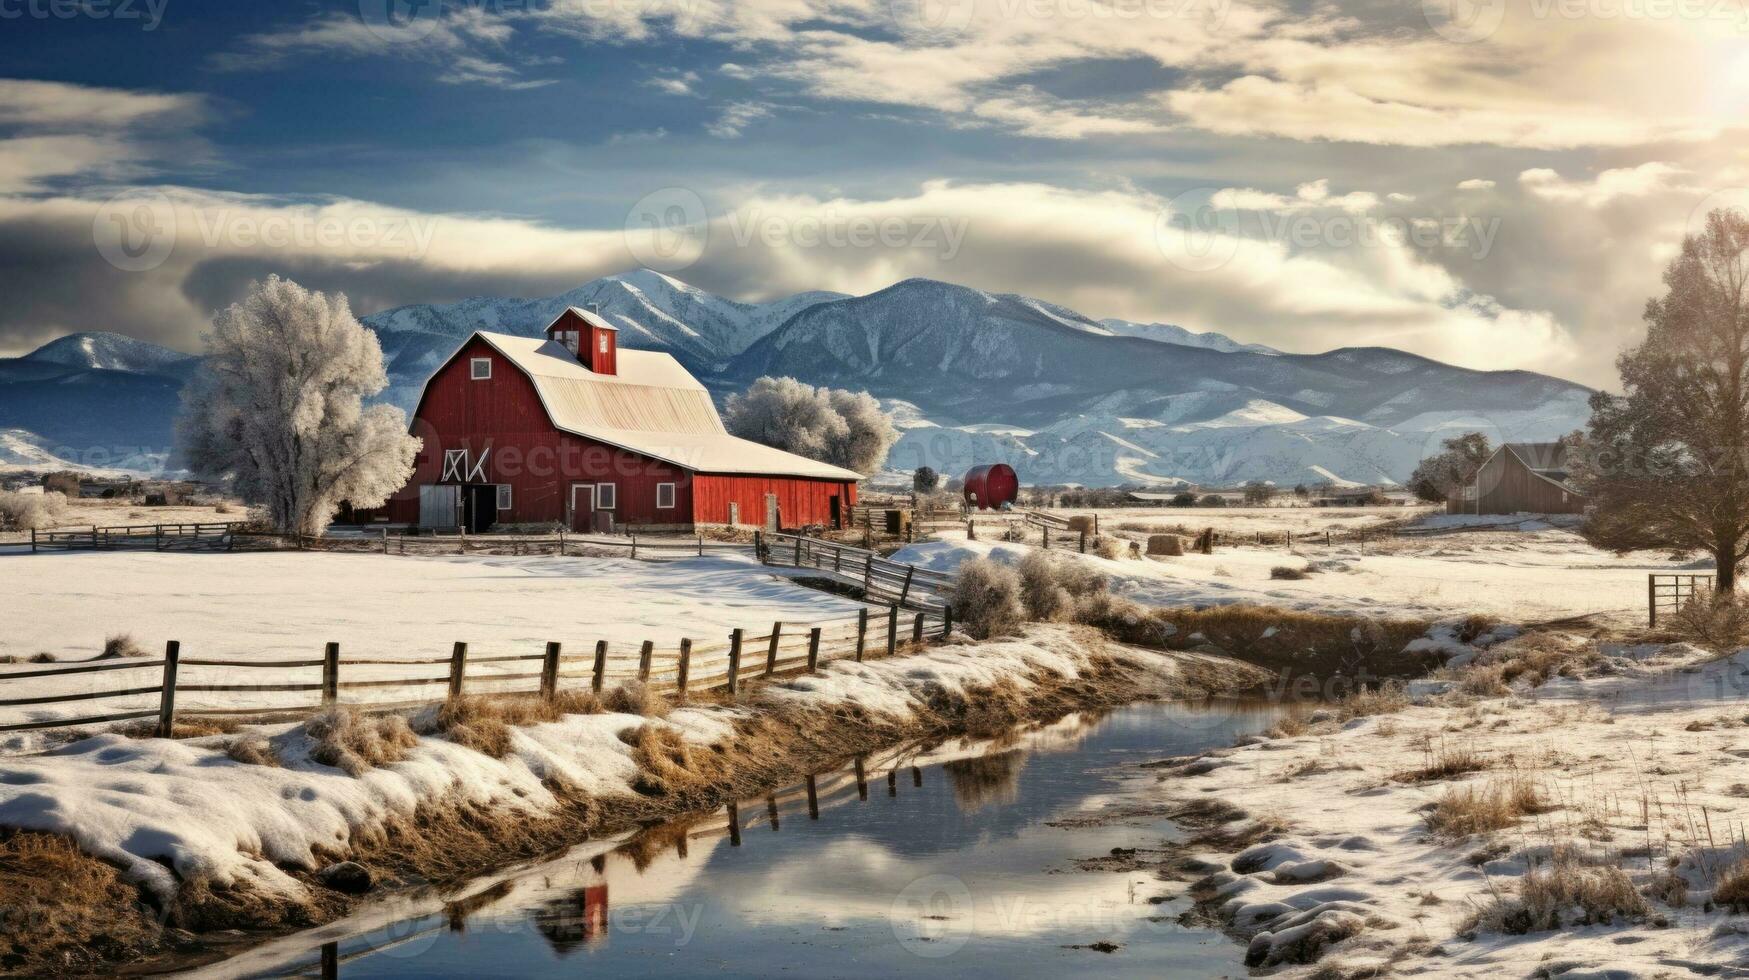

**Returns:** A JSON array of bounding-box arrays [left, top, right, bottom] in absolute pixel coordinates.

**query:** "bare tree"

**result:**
[[1408, 432, 1492, 503], [176, 275, 421, 536], [1584, 209, 1749, 591], [1242, 480, 1273, 505], [723, 376, 898, 474]]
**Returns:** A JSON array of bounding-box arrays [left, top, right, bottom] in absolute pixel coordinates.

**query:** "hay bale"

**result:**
[[1147, 534, 1184, 556]]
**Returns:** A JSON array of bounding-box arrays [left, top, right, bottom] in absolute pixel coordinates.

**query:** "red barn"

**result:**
[[385, 308, 861, 532]]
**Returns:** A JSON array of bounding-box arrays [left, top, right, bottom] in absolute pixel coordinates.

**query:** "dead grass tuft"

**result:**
[[307, 707, 418, 776], [1463, 850, 1648, 935], [1269, 565, 1311, 581], [1666, 589, 1749, 653], [1714, 860, 1749, 912], [225, 736, 281, 767], [601, 682, 669, 719], [1393, 740, 1490, 782], [28, 651, 55, 664], [98, 634, 147, 659], [950, 557, 1025, 639], [1425, 774, 1549, 838], [0, 831, 163, 971]]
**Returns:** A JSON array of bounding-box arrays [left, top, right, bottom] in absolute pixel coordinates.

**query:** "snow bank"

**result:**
[[0, 625, 1158, 910], [1143, 640, 1749, 976]]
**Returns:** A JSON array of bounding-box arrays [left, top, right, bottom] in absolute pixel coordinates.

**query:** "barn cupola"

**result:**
[[544, 306, 618, 376]]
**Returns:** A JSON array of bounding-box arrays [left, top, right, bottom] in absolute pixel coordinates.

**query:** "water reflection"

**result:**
[[192, 699, 1292, 980]]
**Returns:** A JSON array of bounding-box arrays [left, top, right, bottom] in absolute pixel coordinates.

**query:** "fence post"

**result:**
[[766, 622, 782, 675], [855, 609, 869, 662], [156, 640, 180, 738], [29, 528, 35, 554], [863, 556, 873, 595], [795, 535, 803, 566], [541, 641, 561, 701], [1094, 513, 1100, 535], [1648, 574, 1657, 629], [631, 532, 638, 560], [807, 627, 821, 672], [449, 641, 467, 698], [834, 546, 842, 573], [966, 519, 975, 541], [638, 640, 654, 683], [155, 525, 163, 552], [754, 529, 764, 563], [698, 535, 704, 557], [886, 605, 898, 658], [1042, 525, 1049, 549], [322, 641, 340, 706], [591, 640, 608, 692], [912, 613, 924, 650], [727, 629, 743, 694], [943, 605, 954, 639], [898, 566, 915, 607], [677, 639, 692, 696], [1079, 530, 1087, 554]]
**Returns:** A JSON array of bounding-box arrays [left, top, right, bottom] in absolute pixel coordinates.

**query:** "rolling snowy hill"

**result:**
[[0, 273, 1595, 487]]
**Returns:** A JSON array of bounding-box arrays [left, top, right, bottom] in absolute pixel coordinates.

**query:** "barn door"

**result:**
[[764, 493, 780, 532], [419, 485, 461, 529], [569, 483, 595, 533]]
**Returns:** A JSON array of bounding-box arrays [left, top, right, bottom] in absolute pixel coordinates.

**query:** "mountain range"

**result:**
[[0, 271, 1594, 487]]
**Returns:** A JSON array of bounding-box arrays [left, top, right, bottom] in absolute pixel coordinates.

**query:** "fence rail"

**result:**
[[30, 522, 247, 553], [0, 604, 957, 736], [758, 532, 955, 611], [1649, 572, 1714, 628]]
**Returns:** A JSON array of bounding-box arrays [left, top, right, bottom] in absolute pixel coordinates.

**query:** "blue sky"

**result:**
[[1, 0, 1745, 387]]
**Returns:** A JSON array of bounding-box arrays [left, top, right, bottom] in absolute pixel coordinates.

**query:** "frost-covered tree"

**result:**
[[913, 466, 939, 492], [724, 376, 898, 474], [176, 275, 420, 536], [1584, 209, 1749, 592]]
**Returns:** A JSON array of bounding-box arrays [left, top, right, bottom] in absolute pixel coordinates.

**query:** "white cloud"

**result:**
[[1457, 179, 1496, 190], [648, 71, 701, 97], [1518, 163, 1687, 208], [707, 102, 772, 139]]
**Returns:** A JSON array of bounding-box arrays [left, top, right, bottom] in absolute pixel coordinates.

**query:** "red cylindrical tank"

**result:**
[[962, 463, 1019, 510]]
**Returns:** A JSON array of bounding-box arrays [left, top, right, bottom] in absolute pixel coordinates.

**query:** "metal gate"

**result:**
[[1649, 573, 1715, 627]]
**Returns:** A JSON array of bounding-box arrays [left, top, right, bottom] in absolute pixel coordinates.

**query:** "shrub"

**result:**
[[1017, 551, 1075, 621], [1667, 588, 1749, 653], [27, 652, 54, 664], [602, 682, 669, 719], [225, 736, 281, 767], [1270, 566, 1310, 580], [951, 558, 1025, 639], [1714, 859, 1749, 912], [1198, 494, 1225, 507], [1092, 535, 1127, 560], [0, 490, 67, 531]]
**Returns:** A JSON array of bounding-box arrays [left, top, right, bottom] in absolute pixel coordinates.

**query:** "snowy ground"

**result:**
[[0, 626, 1217, 913], [0, 550, 868, 734], [1120, 640, 1749, 976], [1021, 505, 1428, 537], [895, 525, 1693, 626]]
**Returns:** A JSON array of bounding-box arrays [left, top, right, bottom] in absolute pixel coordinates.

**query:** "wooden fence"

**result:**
[[0, 605, 956, 736], [231, 529, 756, 561], [1649, 572, 1714, 628], [758, 532, 955, 611], [29, 521, 247, 553]]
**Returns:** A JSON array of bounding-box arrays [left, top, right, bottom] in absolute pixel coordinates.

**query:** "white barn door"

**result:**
[[419, 485, 461, 528]]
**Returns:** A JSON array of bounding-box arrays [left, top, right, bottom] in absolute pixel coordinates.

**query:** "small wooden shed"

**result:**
[[1448, 442, 1585, 516]]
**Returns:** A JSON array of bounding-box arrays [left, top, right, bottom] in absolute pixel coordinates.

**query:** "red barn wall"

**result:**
[[386, 338, 695, 527], [692, 474, 857, 528]]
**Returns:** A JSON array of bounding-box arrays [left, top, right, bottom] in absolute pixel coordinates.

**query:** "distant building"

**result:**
[[1448, 442, 1585, 515], [384, 308, 862, 532]]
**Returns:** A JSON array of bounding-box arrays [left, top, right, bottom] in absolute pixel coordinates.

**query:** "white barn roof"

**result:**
[[442, 332, 862, 481]]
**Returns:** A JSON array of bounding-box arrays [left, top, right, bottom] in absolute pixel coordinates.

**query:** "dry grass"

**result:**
[[98, 633, 147, 660], [1471, 634, 1601, 689], [1149, 605, 1436, 680], [1091, 535, 1128, 560], [1269, 565, 1311, 580], [1714, 859, 1749, 912], [307, 708, 418, 776], [1463, 850, 1648, 935], [416, 690, 617, 759], [0, 831, 162, 970], [225, 736, 281, 767], [1425, 775, 1549, 838], [27, 651, 55, 664], [601, 682, 669, 719], [1334, 683, 1409, 720], [1393, 740, 1490, 782]]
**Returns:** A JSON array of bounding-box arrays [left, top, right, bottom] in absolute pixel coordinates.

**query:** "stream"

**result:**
[[183, 699, 1294, 978]]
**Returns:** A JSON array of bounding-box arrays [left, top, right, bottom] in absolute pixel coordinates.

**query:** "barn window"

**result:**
[[598, 334, 609, 354], [597, 482, 617, 510], [497, 485, 512, 511], [656, 483, 676, 509], [470, 358, 492, 380]]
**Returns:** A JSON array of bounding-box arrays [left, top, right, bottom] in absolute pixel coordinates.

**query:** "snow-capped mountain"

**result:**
[[1096, 318, 1278, 355], [23, 332, 198, 377], [1, 272, 1596, 487], [364, 269, 846, 397]]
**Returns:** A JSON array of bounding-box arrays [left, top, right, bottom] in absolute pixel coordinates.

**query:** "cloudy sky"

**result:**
[[2, 0, 1747, 387]]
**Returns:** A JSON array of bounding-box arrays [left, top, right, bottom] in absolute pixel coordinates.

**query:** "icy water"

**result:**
[[193, 700, 1292, 979]]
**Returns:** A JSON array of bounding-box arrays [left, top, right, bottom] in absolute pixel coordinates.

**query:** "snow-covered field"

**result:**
[[896, 525, 1690, 625], [1134, 640, 1749, 976], [1029, 504, 1428, 536], [0, 497, 242, 545], [0, 551, 867, 733]]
